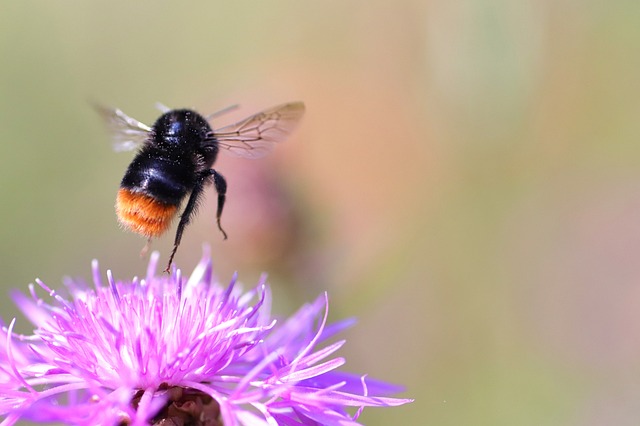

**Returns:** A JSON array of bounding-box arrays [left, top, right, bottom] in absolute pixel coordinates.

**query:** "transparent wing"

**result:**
[[154, 102, 171, 113], [93, 104, 152, 152], [212, 102, 305, 159]]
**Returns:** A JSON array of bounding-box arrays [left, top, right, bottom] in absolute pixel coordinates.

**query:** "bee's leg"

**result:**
[[164, 175, 208, 273], [164, 169, 227, 273], [140, 237, 152, 258], [210, 169, 228, 240]]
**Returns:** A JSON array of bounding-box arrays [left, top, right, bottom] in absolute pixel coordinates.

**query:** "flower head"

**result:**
[[0, 248, 412, 425]]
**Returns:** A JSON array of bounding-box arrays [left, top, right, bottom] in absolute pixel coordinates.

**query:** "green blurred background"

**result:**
[[2, 1, 640, 425]]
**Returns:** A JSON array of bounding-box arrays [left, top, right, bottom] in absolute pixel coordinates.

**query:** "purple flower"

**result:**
[[0, 248, 412, 425]]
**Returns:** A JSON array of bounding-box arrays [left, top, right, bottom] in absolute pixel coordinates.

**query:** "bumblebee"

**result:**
[[97, 101, 305, 271]]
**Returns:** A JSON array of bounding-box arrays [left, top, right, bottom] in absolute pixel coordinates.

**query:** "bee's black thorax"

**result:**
[[119, 109, 220, 205]]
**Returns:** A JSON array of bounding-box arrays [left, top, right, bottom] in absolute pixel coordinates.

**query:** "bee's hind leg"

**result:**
[[140, 237, 152, 258]]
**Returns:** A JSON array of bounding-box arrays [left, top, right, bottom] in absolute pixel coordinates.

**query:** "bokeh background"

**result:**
[[1, 1, 640, 425]]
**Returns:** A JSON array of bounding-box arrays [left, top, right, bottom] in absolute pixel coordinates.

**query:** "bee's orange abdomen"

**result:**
[[116, 189, 178, 238]]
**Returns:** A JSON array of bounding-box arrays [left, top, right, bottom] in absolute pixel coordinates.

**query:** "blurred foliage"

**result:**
[[2, 0, 640, 425]]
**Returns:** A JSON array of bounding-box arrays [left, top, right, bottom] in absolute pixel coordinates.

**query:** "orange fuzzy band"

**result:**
[[116, 189, 178, 238]]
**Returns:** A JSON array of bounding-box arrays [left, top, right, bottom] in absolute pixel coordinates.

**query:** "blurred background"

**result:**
[[1, 1, 640, 425]]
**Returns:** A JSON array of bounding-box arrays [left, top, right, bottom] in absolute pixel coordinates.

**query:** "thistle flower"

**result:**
[[0, 248, 412, 425]]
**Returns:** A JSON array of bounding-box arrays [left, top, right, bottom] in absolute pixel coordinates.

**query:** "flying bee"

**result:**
[[96, 101, 305, 272]]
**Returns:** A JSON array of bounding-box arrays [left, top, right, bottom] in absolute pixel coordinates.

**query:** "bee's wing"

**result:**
[[154, 102, 171, 113], [93, 104, 152, 152], [211, 102, 305, 159]]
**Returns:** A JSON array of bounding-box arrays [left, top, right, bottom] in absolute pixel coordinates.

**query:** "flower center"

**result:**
[[122, 385, 222, 426]]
